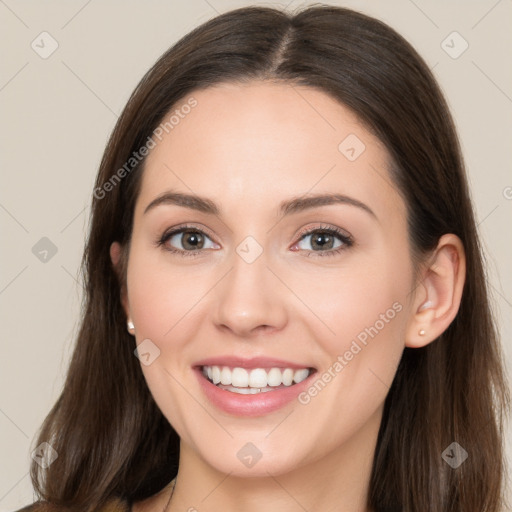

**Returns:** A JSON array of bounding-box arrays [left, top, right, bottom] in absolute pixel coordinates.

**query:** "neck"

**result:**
[[168, 405, 382, 512]]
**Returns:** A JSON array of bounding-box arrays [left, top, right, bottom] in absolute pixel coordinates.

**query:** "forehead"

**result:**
[[135, 81, 405, 223]]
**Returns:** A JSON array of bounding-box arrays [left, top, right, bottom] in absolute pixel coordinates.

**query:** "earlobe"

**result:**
[[110, 241, 122, 270], [405, 234, 466, 348], [110, 241, 130, 317]]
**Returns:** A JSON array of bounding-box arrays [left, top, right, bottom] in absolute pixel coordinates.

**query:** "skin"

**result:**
[[110, 81, 465, 512]]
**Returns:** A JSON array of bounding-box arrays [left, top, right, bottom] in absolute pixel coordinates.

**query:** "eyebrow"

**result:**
[[143, 191, 376, 219]]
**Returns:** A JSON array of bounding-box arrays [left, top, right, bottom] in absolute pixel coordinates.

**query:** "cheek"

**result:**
[[125, 247, 212, 432], [288, 260, 410, 450], [305, 250, 411, 387], [302, 255, 409, 342], [126, 247, 211, 344]]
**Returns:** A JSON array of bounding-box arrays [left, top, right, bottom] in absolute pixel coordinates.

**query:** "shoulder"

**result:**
[[14, 497, 131, 512]]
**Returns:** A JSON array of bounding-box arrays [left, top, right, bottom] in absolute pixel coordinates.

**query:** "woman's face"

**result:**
[[114, 81, 417, 477]]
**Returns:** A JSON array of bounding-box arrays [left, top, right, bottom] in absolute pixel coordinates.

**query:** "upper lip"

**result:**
[[194, 356, 315, 370]]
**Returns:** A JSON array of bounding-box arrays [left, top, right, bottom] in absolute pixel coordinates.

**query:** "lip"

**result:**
[[193, 358, 317, 417], [194, 356, 312, 370]]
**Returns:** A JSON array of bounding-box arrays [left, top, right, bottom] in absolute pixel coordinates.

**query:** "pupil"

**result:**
[[183, 230, 203, 250], [312, 232, 333, 250]]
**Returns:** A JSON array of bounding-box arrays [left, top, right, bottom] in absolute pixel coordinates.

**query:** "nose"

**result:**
[[212, 251, 289, 338]]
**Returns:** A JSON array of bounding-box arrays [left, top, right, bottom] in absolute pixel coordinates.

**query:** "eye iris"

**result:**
[[311, 232, 334, 250], [181, 230, 204, 250]]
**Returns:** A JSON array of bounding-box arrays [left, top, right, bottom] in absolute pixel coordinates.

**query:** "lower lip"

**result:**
[[194, 367, 316, 417]]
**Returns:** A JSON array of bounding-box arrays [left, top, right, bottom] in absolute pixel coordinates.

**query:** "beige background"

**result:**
[[1, 0, 511, 510]]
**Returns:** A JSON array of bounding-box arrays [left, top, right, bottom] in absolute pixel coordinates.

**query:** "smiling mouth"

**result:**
[[200, 365, 316, 395]]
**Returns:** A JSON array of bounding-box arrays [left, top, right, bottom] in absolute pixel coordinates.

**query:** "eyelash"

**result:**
[[155, 223, 353, 259]]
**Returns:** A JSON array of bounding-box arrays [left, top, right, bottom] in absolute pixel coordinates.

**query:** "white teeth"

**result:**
[[293, 369, 310, 384], [267, 368, 282, 387], [249, 368, 268, 388], [220, 367, 232, 385], [282, 368, 294, 386], [212, 366, 221, 384], [231, 367, 249, 387], [217, 384, 277, 394], [202, 365, 312, 389]]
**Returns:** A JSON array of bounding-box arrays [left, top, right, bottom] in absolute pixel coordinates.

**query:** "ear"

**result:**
[[110, 241, 130, 317], [405, 234, 466, 348]]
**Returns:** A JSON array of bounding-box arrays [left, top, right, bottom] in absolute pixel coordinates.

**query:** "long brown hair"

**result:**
[[29, 5, 510, 511]]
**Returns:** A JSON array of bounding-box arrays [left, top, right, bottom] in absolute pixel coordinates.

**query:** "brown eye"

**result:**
[[176, 230, 206, 250], [295, 228, 352, 254], [158, 226, 219, 257]]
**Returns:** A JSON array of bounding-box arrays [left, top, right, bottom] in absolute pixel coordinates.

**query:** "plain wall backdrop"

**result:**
[[1, 0, 511, 510]]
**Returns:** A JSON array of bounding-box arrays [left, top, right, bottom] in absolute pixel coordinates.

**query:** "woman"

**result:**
[[18, 4, 510, 512]]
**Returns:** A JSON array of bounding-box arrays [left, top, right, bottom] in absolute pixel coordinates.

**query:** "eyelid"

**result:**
[[290, 223, 353, 256], [157, 222, 353, 257], [294, 223, 352, 243], [160, 223, 218, 242]]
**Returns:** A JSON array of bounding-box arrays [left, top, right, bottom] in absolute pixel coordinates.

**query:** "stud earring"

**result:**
[[127, 320, 135, 334], [418, 329, 426, 336]]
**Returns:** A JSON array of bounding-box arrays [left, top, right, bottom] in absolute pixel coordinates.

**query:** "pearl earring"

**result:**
[[418, 329, 426, 336], [127, 320, 135, 334]]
